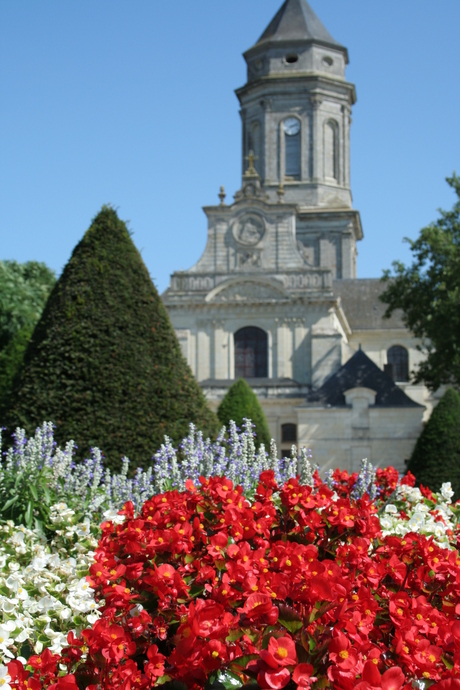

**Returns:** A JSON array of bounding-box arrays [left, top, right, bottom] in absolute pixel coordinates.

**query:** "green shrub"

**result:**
[[217, 378, 272, 448], [407, 388, 460, 498], [0, 260, 55, 411], [0, 325, 33, 412], [4, 206, 219, 470]]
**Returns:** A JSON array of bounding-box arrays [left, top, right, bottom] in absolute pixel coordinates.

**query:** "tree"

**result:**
[[3, 206, 219, 470], [407, 388, 460, 499], [217, 378, 272, 448], [0, 261, 55, 407], [380, 174, 460, 391], [0, 260, 56, 351]]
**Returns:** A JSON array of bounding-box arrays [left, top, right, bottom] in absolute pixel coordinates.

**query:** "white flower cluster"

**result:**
[[0, 502, 101, 664], [379, 482, 458, 548]]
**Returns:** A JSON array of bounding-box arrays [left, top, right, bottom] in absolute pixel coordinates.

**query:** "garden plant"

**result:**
[[1, 422, 460, 689]]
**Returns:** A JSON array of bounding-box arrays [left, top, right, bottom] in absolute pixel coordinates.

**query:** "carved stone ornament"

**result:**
[[232, 214, 265, 246], [211, 281, 286, 303], [237, 249, 262, 268]]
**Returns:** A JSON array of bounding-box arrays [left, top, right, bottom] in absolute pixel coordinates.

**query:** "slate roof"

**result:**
[[254, 0, 345, 50], [334, 279, 406, 331], [305, 349, 423, 408]]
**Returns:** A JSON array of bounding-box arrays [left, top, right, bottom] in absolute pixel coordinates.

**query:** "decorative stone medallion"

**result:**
[[232, 214, 265, 246]]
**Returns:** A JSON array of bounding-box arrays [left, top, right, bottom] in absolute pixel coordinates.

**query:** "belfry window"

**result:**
[[249, 121, 261, 175], [387, 345, 409, 382], [234, 326, 268, 379], [324, 120, 339, 181], [283, 117, 301, 179]]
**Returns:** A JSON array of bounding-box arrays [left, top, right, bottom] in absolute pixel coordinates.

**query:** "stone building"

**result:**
[[162, 0, 434, 473]]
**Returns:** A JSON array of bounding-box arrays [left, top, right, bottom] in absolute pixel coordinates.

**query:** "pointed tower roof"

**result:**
[[253, 0, 346, 52]]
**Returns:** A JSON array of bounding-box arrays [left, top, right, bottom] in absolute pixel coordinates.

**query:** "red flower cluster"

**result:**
[[8, 469, 460, 690]]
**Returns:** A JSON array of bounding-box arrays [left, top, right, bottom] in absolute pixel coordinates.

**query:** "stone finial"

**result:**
[[218, 186, 226, 205]]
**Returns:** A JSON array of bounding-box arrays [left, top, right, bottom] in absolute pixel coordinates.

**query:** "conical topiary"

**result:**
[[217, 378, 272, 448], [4, 206, 219, 470], [407, 388, 460, 498]]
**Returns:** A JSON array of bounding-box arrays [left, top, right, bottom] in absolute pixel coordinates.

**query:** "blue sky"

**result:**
[[1, 1, 459, 294]]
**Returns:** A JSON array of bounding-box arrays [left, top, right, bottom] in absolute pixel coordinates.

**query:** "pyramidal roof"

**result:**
[[253, 0, 345, 50], [305, 349, 423, 408]]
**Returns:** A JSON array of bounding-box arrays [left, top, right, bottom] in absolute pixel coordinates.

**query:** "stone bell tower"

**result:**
[[238, 0, 355, 210]]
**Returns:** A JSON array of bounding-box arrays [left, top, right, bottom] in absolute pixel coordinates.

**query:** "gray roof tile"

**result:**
[[255, 0, 344, 49], [335, 279, 406, 331]]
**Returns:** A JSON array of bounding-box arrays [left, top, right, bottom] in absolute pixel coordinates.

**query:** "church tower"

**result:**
[[239, 0, 354, 209], [163, 0, 362, 390], [162, 0, 425, 468]]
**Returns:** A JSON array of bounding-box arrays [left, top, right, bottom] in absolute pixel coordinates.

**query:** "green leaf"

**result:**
[[189, 584, 205, 598], [25, 501, 34, 527], [226, 629, 244, 643], [215, 670, 244, 689], [28, 483, 38, 501], [228, 654, 259, 670], [42, 485, 51, 504], [1, 495, 19, 512], [278, 618, 303, 633]]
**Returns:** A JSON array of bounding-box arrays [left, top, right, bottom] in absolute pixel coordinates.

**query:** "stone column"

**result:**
[[310, 95, 323, 182], [341, 104, 351, 188]]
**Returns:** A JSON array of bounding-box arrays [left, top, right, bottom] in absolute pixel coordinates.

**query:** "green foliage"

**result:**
[[217, 378, 272, 448], [0, 261, 55, 408], [3, 206, 219, 470], [407, 388, 460, 499], [380, 174, 460, 391], [0, 260, 55, 351], [0, 325, 33, 411]]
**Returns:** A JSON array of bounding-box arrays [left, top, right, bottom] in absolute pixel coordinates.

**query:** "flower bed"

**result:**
[[1, 467, 460, 689]]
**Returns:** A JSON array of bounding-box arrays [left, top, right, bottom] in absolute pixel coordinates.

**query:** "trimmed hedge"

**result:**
[[4, 207, 219, 470], [217, 378, 272, 448], [407, 388, 460, 499]]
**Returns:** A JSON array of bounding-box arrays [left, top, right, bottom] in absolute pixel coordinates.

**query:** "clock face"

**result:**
[[283, 117, 300, 136]]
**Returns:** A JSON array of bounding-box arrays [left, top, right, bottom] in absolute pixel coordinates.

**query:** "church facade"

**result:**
[[162, 0, 435, 473]]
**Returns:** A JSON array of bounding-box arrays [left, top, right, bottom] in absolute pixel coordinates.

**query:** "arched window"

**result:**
[[283, 117, 301, 179], [387, 345, 409, 382], [249, 121, 261, 175], [234, 326, 268, 379], [324, 120, 339, 181]]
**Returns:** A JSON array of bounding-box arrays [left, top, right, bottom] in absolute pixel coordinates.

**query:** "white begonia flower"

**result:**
[[34, 640, 43, 654], [58, 607, 72, 621], [9, 533, 25, 547], [0, 664, 12, 690], [379, 517, 393, 530], [102, 508, 125, 525], [7, 563, 19, 572], [30, 557, 48, 572], [384, 504, 398, 514], [408, 512, 426, 530], [441, 483, 454, 502], [87, 612, 101, 625], [1, 599, 18, 614], [75, 520, 91, 537]]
